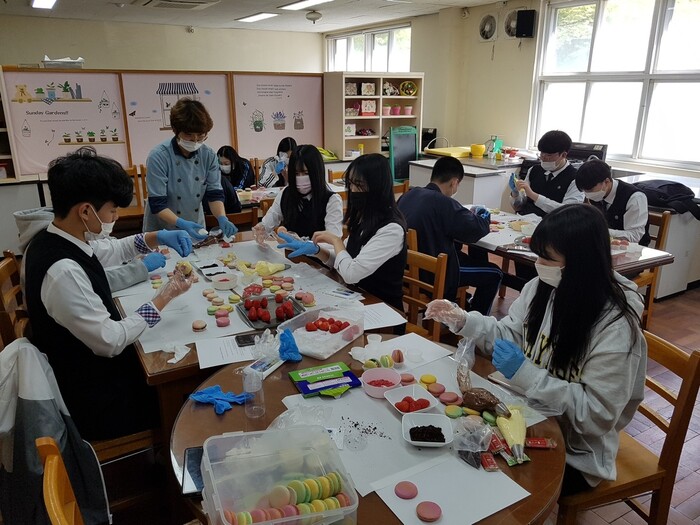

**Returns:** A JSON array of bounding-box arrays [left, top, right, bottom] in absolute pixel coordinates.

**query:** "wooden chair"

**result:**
[[90, 429, 157, 464], [36, 436, 85, 525], [402, 250, 448, 341], [138, 164, 149, 200], [393, 180, 410, 200], [250, 158, 261, 186], [556, 331, 700, 525], [0, 250, 29, 345], [205, 207, 259, 231], [406, 228, 417, 251], [119, 166, 143, 218], [632, 210, 671, 328], [327, 168, 344, 184]]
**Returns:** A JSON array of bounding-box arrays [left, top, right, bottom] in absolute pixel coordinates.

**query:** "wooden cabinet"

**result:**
[[323, 72, 424, 161]]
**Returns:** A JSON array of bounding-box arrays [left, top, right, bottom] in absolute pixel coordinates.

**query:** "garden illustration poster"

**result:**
[[3, 71, 129, 175], [233, 74, 322, 159]]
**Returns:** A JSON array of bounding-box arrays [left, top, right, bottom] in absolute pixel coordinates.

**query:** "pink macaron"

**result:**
[[416, 501, 442, 522], [427, 383, 445, 396], [216, 317, 231, 328], [394, 481, 418, 500]]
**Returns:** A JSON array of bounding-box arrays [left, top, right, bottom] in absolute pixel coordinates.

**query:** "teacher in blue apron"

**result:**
[[142, 98, 237, 240]]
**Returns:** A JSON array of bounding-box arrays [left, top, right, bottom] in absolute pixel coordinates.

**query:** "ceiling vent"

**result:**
[[131, 0, 220, 10]]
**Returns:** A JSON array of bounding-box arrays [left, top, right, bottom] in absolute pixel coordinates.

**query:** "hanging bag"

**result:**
[[633, 180, 700, 220]]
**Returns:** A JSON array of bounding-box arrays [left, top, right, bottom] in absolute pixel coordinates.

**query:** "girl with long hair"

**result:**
[[425, 204, 646, 496], [258, 137, 297, 188], [217, 145, 254, 190]]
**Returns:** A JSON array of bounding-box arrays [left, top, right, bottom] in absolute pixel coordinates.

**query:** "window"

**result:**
[[327, 26, 411, 73], [534, 0, 700, 168]]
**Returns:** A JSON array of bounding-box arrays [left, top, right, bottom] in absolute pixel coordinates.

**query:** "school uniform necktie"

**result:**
[[544, 172, 552, 183]]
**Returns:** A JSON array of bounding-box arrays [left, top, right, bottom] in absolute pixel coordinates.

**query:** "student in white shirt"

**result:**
[[258, 136, 297, 188]]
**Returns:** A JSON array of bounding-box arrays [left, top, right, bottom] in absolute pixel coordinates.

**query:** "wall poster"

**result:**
[[233, 74, 322, 159], [2, 70, 128, 174]]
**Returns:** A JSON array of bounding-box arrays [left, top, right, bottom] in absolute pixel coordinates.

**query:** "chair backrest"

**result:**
[[647, 210, 671, 251], [0, 251, 27, 346], [639, 331, 700, 479], [250, 158, 261, 186], [403, 250, 448, 341], [138, 164, 149, 200], [123, 166, 142, 212], [406, 228, 418, 251], [327, 169, 344, 184], [36, 436, 85, 525], [393, 180, 410, 200], [204, 208, 259, 231]]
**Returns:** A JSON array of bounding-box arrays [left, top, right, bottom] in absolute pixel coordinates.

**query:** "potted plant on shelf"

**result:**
[[110, 128, 119, 142], [75, 131, 83, 143], [58, 81, 71, 99], [63, 132, 71, 144], [390, 103, 401, 115], [382, 103, 391, 116], [100, 128, 107, 142], [87, 131, 96, 142], [403, 105, 413, 116]]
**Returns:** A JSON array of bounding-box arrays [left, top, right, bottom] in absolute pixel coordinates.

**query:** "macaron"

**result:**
[[294, 291, 305, 300], [439, 391, 459, 405], [323, 497, 340, 510], [265, 508, 283, 519], [379, 354, 394, 368], [202, 288, 215, 297], [151, 282, 162, 289], [445, 405, 463, 418], [303, 478, 321, 501], [482, 410, 497, 425], [427, 383, 445, 396], [262, 279, 273, 288], [327, 472, 342, 494], [235, 511, 252, 525], [269, 285, 281, 292], [416, 501, 442, 523], [212, 297, 225, 306], [309, 499, 326, 513], [420, 374, 437, 385], [206, 292, 218, 301], [268, 485, 291, 508], [335, 492, 350, 507], [317, 476, 332, 499], [394, 481, 418, 500], [216, 317, 231, 329], [282, 282, 294, 291], [207, 306, 218, 315], [219, 304, 234, 312], [215, 309, 229, 318], [391, 349, 404, 364], [281, 505, 298, 517], [191, 320, 207, 332], [288, 480, 308, 503], [228, 293, 241, 304], [248, 509, 267, 523], [283, 276, 295, 283], [175, 260, 192, 276], [149, 274, 161, 280], [301, 293, 315, 306], [363, 358, 380, 369], [400, 373, 415, 385]]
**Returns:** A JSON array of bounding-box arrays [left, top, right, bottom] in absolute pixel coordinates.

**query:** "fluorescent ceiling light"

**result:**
[[32, 0, 57, 8], [280, 0, 333, 11], [237, 12, 278, 22]]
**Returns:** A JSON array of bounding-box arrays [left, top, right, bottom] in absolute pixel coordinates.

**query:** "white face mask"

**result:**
[[296, 175, 312, 195], [540, 160, 558, 172], [535, 262, 564, 288], [83, 205, 115, 240], [220, 164, 232, 174], [585, 189, 606, 202], [178, 138, 204, 153]]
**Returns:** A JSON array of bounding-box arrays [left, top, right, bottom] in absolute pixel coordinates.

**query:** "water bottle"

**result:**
[[243, 368, 265, 418]]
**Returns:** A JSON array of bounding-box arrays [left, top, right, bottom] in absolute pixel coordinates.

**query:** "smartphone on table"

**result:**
[[182, 446, 204, 497]]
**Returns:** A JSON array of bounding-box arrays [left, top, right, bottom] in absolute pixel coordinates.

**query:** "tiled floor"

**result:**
[[492, 286, 700, 524]]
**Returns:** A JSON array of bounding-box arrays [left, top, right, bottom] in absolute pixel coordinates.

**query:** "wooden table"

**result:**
[[170, 335, 566, 525]]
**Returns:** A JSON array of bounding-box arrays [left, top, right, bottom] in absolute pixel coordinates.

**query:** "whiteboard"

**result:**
[[233, 74, 322, 159], [2, 70, 129, 174], [121, 72, 231, 166]]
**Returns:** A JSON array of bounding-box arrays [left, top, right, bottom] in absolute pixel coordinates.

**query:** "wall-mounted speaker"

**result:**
[[516, 9, 536, 38]]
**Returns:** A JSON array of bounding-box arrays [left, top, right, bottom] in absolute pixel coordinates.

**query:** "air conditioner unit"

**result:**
[[131, 0, 220, 9]]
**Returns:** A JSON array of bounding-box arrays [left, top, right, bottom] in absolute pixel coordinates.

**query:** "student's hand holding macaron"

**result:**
[[157, 229, 192, 257]]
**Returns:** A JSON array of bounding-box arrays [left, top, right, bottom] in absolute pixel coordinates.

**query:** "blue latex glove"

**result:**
[[472, 206, 491, 222], [279, 329, 302, 362], [189, 385, 252, 415], [509, 172, 518, 192], [217, 215, 238, 238], [143, 252, 166, 272], [277, 232, 320, 258], [175, 218, 207, 240], [275, 160, 286, 174], [493, 339, 526, 379], [157, 229, 192, 257]]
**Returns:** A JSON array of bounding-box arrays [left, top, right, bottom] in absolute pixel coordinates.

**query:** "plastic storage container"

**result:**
[[277, 306, 364, 360], [201, 426, 358, 525]]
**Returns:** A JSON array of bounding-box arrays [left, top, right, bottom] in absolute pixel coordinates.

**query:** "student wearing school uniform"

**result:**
[[258, 137, 298, 188], [252, 145, 343, 244], [576, 158, 650, 245], [277, 154, 407, 311]]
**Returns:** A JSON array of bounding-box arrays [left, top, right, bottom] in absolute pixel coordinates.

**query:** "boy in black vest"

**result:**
[[576, 159, 650, 245], [24, 147, 194, 440], [511, 130, 584, 217]]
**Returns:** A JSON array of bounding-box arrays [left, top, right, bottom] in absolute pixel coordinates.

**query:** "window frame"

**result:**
[[531, 0, 700, 170], [326, 24, 411, 73]]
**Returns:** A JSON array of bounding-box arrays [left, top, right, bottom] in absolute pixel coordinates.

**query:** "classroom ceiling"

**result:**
[[0, 0, 489, 33]]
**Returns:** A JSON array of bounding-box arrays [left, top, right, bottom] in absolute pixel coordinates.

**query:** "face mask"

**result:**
[[82, 205, 115, 240], [178, 138, 203, 153], [296, 175, 312, 195], [540, 160, 558, 172], [535, 262, 564, 288], [220, 164, 232, 174], [585, 189, 606, 202]]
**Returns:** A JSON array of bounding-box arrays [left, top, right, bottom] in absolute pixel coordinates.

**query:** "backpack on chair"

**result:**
[[633, 180, 700, 220]]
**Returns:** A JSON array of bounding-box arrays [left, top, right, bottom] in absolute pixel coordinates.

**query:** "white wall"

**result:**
[[0, 15, 323, 71]]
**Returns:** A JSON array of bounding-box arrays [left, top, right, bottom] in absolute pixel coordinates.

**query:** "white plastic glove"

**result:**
[[252, 223, 269, 246], [424, 299, 468, 333], [154, 272, 194, 309]]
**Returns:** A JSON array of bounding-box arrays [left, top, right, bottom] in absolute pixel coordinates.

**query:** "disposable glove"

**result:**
[[508, 172, 518, 193], [493, 339, 526, 379], [157, 229, 192, 257], [175, 218, 207, 240], [252, 223, 269, 246], [279, 329, 302, 362], [471, 206, 491, 222], [189, 385, 252, 415], [424, 299, 468, 333], [217, 215, 238, 238], [277, 232, 320, 258], [154, 271, 194, 307], [142, 252, 166, 272], [275, 152, 289, 174]]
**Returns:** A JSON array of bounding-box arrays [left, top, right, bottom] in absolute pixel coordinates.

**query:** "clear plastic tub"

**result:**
[[277, 306, 364, 360], [201, 427, 358, 525]]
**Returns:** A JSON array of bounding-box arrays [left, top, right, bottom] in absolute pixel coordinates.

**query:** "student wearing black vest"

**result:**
[[253, 145, 343, 244], [511, 130, 584, 217], [24, 148, 195, 440], [278, 154, 408, 311], [576, 159, 651, 246]]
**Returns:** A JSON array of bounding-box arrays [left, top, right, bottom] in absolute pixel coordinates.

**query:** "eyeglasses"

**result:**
[[538, 152, 561, 161], [179, 132, 208, 143]]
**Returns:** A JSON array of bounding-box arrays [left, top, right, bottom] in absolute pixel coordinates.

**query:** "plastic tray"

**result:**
[[234, 294, 305, 330]]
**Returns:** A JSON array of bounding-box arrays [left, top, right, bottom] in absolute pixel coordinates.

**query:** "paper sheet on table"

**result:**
[[196, 337, 256, 369], [476, 211, 541, 251], [376, 455, 529, 525], [363, 303, 407, 330], [348, 332, 451, 370]]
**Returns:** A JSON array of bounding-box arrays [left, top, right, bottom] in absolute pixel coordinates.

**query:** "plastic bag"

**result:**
[[251, 329, 280, 360], [453, 417, 493, 469], [268, 403, 331, 430], [455, 337, 476, 394]]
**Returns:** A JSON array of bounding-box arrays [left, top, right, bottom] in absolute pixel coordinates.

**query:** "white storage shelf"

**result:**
[[324, 72, 424, 161]]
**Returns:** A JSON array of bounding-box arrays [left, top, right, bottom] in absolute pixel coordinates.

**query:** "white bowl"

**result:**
[[384, 385, 439, 415], [361, 367, 402, 398], [211, 274, 238, 290], [402, 413, 454, 448]]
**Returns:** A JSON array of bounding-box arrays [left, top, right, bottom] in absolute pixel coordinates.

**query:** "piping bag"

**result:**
[[497, 407, 526, 463]]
